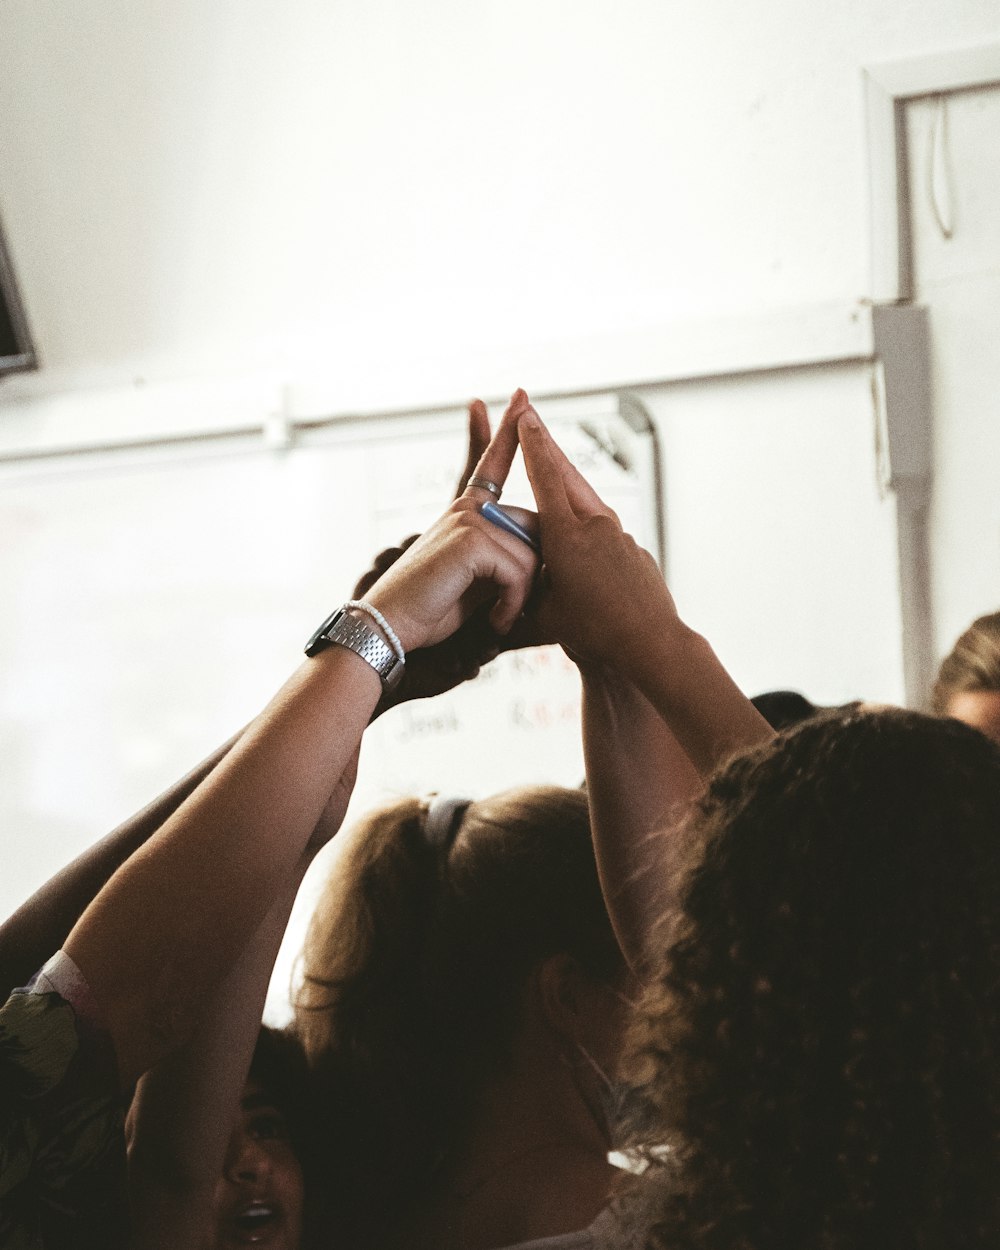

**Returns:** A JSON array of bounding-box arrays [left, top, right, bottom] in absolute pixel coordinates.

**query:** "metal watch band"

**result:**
[[304, 607, 405, 691]]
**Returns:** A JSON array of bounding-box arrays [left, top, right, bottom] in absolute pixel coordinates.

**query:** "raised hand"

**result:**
[[455, 397, 493, 499], [518, 396, 772, 778], [351, 399, 495, 606], [363, 392, 540, 655], [353, 399, 539, 715], [516, 401, 681, 674]]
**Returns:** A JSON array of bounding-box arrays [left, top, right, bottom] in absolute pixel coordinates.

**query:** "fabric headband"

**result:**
[[423, 794, 473, 850]]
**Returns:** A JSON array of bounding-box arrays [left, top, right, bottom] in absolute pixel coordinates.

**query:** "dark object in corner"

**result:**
[[750, 689, 822, 731], [0, 218, 37, 380]]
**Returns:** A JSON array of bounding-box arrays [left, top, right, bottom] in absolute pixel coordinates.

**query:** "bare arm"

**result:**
[[125, 746, 360, 1250], [0, 733, 240, 999], [126, 872, 301, 1250], [518, 401, 773, 961], [127, 880, 299, 1250], [124, 399, 516, 1247], [63, 396, 536, 1092], [580, 665, 703, 975], [63, 649, 379, 1090], [518, 402, 772, 774]]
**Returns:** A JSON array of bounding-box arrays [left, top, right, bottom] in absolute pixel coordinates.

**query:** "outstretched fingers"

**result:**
[[520, 403, 617, 521], [516, 404, 574, 524], [455, 399, 493, 499], [462, 390, 529, 506]]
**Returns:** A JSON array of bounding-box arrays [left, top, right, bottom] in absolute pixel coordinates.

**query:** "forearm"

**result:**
[[128, 873, 303, 1250], [60, 401, 531, 1090], [581, 665, 704, 975], [622, 621, 774, 778], [0, 733, 241, 998], [65, 644, 381, 1088], [515, 402, 775, 775]]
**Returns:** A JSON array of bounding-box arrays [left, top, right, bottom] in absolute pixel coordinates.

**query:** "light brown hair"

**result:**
[[293, 785, 622, 1246], [933, 610, 1000, 713]]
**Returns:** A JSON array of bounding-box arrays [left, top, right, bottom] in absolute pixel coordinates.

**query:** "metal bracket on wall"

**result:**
[[869, 303, 934, 709], [862, 42, 1000, 703]]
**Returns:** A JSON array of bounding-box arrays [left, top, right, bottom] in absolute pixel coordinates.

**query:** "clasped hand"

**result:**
[[355, 389, 679, 692], [361, 393, 541, 662]]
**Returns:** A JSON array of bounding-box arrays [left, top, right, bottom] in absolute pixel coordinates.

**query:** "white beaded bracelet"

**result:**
[[345, 600, 406, 664]]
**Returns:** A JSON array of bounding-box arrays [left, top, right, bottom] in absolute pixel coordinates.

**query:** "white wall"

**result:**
[[2, 2, 1000, 1007], [2, 0, 999, 398]]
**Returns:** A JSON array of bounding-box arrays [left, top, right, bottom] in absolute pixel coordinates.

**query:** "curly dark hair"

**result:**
[[626, 706, 1000, 1250]]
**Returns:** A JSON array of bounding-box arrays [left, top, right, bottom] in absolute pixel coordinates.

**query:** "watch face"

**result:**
[[304, 608, 345, 657]]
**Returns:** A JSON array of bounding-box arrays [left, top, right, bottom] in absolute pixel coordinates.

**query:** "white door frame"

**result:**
[[864, 41, 1000, 302]]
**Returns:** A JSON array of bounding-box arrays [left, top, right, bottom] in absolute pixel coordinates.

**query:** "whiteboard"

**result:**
[[0, 397, 659, 1016]]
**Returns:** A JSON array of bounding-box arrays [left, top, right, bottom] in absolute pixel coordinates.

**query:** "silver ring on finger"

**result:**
[[467, 476, 502, 499]]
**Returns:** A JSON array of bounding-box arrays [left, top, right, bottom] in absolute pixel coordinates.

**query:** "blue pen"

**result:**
[[480, 501, 541, 553]]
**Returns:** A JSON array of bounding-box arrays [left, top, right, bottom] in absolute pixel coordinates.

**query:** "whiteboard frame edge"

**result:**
[[0, 300, 877, 463]]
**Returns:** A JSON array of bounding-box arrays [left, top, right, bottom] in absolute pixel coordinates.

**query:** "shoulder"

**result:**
[[587, 1192, 654, 1250], [0, 952, 128, 1250], [496, 1197, 644, 1250], [518, 1152, 617, 1242], [489, 1156, 626, 1249], [0, 954, 89, 1102]]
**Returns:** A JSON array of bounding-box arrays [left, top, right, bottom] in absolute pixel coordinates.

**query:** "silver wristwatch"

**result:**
[[304, 607, 405, 691]]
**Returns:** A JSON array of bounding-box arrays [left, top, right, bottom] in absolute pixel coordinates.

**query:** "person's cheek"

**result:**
[[206, 1177, 232, 1250], [273, 1149, 305, 1242]]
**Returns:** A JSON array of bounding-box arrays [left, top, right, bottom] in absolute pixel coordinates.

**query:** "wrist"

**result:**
[[304, 605, 405, 692], [617, 618, 701, 691], [344, 605, 387, 639], [363, 588, 422, 654], [343, 601, 405, 663]]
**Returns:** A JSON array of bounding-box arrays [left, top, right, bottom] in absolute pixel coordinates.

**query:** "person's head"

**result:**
[[933, 610, 1000, 743], [208, 1027, 309, 1250], [293, 785, 627, 1243], [749, 689, 821, 731], [626, 707, 1000, 1250]]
